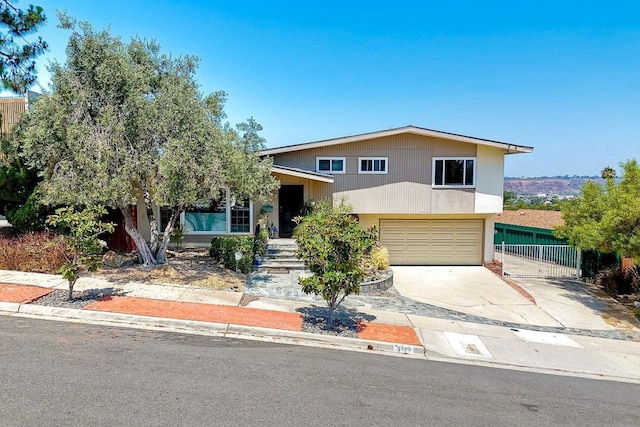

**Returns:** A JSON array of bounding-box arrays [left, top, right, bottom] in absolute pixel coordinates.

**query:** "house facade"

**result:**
[[0, 91, 41, 138], [257, 126, 533, 266]]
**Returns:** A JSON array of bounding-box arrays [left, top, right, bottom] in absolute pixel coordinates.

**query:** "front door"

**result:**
[[278, 185, 304, 238]]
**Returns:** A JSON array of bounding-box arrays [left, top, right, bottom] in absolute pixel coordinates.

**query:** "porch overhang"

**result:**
[[271, 165, 334, 183]]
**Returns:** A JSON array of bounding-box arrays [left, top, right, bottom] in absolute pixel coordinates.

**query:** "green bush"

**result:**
[[46, 206, 115, 300], [294, 198, 376, 326], [209, 235, 253, 273], [5, 192, 50, 233], [254, 228, 268, 258]]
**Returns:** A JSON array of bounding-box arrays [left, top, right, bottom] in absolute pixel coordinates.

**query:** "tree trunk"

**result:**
[[67, 279, 76, 301], [327, 302, 335, 328], [143, 187, 160, 255], [121, 205, 157, 266], [156, 206, 181, 264]]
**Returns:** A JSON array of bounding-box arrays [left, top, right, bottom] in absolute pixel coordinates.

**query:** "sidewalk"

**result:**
[[1, 269, 640, 383]]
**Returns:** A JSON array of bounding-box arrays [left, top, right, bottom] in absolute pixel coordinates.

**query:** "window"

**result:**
[[433, 157, 475, 187], [183, 199, 227, 233], [230, 198, 251, 233], [358, 157, 388, 174], [316, 157, 345, 174], [159, 207, 182, 231], [169, 190, 253, 234]]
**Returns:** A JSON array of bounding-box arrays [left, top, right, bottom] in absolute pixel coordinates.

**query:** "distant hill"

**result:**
[[504, 176, 605, 196]]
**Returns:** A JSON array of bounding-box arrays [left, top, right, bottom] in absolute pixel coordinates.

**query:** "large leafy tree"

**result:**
[[16, 15, 278, 265], [555, 160, 640, 259], [0, 0, 47, 92]]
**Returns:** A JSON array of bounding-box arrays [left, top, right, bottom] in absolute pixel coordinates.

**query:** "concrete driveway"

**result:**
[[391, 266, 627, 330], [510, 277, 636, 330]]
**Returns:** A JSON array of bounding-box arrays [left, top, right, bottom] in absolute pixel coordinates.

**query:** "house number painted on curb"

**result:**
[[392, 344, 415, 354]]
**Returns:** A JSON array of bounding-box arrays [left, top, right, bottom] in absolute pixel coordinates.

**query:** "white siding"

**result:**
[[474, 145, 504, 213]]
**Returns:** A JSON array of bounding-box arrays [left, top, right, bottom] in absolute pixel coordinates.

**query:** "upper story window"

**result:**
[[433, 157, 475, 187], [358, 157, 388, 174], [316, 157, 345, 174]]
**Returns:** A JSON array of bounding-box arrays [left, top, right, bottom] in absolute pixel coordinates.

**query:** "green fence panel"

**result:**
[[494, 223, 620, 277], [494, 223, 567, 245]]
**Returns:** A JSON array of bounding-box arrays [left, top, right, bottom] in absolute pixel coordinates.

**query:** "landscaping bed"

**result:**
[[91, 248, 245, 291]]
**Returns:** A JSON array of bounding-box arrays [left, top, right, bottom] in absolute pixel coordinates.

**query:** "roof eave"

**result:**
[[271, 166, 334, 183], [260, 125, 534, 155]]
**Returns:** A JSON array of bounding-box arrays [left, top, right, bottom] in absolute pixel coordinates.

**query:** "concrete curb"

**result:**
[[423, 351, 640, 384], [0, 301, 20, 313], [226, 324, 426, 359], [2, 304, 427, 359]]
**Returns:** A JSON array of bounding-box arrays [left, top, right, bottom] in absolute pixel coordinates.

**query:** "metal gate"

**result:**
[[494, 243, 581, 279]]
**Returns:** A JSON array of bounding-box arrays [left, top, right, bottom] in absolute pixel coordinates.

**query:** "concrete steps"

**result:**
[[256, 239, 306, 272]]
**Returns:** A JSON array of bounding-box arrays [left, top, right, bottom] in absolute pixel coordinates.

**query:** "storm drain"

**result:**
[[444, 332, 494, 359]]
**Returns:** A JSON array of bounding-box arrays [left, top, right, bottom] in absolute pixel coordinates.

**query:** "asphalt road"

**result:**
[[0, 316, 638, 426]]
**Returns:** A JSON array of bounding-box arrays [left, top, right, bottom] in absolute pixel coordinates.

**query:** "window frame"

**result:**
[[358, 156, 388, 174], [158, 190, 254, 235], [432, 157, 476, 188], [316, 156, 346, 174]]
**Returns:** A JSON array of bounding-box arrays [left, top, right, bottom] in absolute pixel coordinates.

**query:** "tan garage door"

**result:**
[[380, 219, 483, 265]]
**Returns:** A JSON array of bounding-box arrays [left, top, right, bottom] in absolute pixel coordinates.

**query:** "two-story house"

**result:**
[[256, 125, 533, 266]]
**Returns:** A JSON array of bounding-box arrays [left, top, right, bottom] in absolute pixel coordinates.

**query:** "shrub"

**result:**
[[46, 206, 115, 299], [595, 264, 640, 296], [5, 192, 50, 233], [0, 232, 70, 273], [294, 199, 376, 326], [209, 235, 253, 273], [253, 227, 268, 258], [368, 246, 390, 270]]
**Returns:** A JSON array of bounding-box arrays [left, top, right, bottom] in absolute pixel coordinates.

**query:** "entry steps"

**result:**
[[256, 238, 306, 272]]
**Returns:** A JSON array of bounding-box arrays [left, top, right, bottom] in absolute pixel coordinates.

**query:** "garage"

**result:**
[[380, 219, 483, 265]]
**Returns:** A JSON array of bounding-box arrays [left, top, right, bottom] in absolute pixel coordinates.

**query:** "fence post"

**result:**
[[575, 248, 581, 280], [538, 244, 543, 273], [501, 241, 505, 275]]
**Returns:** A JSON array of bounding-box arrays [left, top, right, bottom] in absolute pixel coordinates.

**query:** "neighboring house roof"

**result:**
[[260, 125, 534, 156], [271, 165, 335, 183], [495, 209, 564, 230]]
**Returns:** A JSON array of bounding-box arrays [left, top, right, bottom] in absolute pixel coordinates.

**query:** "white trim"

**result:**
[[271, 166, 334, 183], [358, 156, 388, 174], [261, 126, 533, 156], [432, 157, 477, 188], [316, 156, 346, 174]]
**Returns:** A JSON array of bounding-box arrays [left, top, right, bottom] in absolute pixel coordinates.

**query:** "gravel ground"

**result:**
[[32, 289, 118, 309], [301, 315, 359, 338]]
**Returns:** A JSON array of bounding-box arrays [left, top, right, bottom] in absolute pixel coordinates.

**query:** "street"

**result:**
[[0, 316, 638, 426]]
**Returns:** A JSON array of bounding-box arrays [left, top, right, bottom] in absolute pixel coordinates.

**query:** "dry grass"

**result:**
[[91, 248, 245, 291], [0, 232, 69, 273]]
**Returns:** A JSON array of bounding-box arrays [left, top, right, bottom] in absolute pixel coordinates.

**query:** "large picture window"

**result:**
[[316, 157, 346, 174], [159, 191, 253, 235], [433, 157, 475, 187], [183, 199, 227, 233]]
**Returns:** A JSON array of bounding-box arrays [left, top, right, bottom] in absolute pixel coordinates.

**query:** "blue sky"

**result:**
[[11, 0, 640, 177]]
